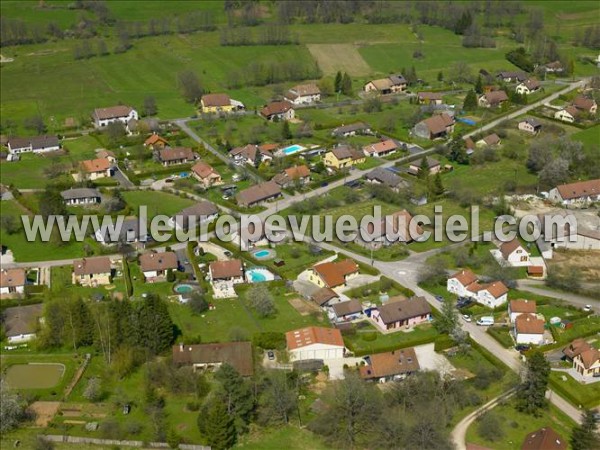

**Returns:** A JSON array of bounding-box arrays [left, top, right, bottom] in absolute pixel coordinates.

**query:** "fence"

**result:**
[[41, 435, 210, 450]]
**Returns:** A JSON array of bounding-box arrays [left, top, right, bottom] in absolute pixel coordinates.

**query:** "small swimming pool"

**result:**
[[174, 284, 194, 294], [246, 268, 275, 283], [457, 117, 476, 126], [282, 144, 306, 155], [252, 248, 276, 260]]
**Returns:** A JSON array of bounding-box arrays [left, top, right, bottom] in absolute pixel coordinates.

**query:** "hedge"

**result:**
[[486, 326, 514, 349], [127, 164, 194, 185], [345, 332, 443, 357], [547, 376, 599, 409], [122, 259, 133, 298], [469, 338, 508, 371]]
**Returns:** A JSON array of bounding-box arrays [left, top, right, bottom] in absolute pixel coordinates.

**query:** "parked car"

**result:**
[[476, 316, 494, 326], [515, 344, 530, 353], [435, 295, 444, 303], [462, 314, 472, 322], [584, 304, 593, 312], [224, 250, 233, 257], [267, 350, 275, 361]]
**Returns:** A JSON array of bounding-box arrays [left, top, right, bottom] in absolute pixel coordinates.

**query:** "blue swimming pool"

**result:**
[[457, 117, 476, 126], [246, 268, 275, 283], [254, 250, 271, 258], [282, 144, 306, 155]]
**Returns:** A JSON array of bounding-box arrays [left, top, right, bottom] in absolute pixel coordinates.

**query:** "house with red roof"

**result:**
[[362, 139, 399, 158], [547, 179, 600, 205], [447, 270, 478, 298], [513, 313, 546, 345], [508, 299, 536, 323], [285, 326, 346, 361], [447, 270, 508, 307], [307, 259, 359, 290], [563, 339, 600, 378]]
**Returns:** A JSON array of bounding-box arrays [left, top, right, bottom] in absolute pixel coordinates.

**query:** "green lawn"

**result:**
[[51, 264, 127, 300], [247, 243, 335, 280], [122, 190, 196, 217], [170, 282, 326, 343], [0, 33, 318, 129], [343, 322, 440, 356], [0, 200, 106, 262], [549, 371, 600, 409], [466, 401, 576, 450], [572, 125, 600, 152]]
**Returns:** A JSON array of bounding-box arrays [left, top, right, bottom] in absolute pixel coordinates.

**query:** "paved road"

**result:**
[[462, 78, 589, 138], [2, 78, 590, 427], [452, 389, 517, 450], [517, 280, 599, 306], [174, 119, 264, 183]]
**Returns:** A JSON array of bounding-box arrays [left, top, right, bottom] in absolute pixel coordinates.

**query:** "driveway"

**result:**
[[413, 343, 455, 377], [112, 165, 134, 188], [327, 357, 365, 380], [341, 274, 380, 291]]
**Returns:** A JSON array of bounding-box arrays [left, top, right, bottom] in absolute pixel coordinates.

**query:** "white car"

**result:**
[[584, 305, 593, 312], [462, 314, 472, 323]]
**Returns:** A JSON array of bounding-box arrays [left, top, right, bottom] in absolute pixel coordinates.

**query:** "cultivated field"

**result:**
[[307, 43, 371, 76]]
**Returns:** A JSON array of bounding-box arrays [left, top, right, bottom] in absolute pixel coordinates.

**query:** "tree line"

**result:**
[[38, 293, 174, 364], [226, 58, 322, 89], [220, 24, 298, 46]]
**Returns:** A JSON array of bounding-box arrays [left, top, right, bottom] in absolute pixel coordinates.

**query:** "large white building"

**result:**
[[285, 326, 346, 361], [446, 270, 508, 308], [93, 105, 138, 128], [547, 179, 600, 205], [7, 135, 60, 154]]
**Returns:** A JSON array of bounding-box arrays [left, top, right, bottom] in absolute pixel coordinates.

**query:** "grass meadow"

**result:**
[[2, 1, 599, 131]]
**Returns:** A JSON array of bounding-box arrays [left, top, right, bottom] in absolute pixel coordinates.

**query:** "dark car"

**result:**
[[321, 182, 329, 187], [515, 344, 530, 353], [434, 295, 444, 302]]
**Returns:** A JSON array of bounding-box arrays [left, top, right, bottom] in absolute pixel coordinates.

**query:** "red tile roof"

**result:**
[[521, 427, 566, 450], [359, 347, 420, 379], [0, 268, 26, 288], [515, 313, 545, 335], [73, 257, 111, 276], [140, 251, 178, 272], [555, 179, 600, 200], [312, 259, 359, 288], [286, 326, 344, 350], [510, 299, 536, 314], [363, 139, 398, 155], [201, 93, 231, 107], [450, 270, 478, 287], [81, 158, 111, 173], [209, 259, 244, 280]]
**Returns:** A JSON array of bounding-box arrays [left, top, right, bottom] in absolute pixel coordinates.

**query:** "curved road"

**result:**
[[2, 78, 590, 436]]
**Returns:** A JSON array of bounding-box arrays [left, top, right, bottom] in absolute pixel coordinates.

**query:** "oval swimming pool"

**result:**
[[174, 284, 194, 294]]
